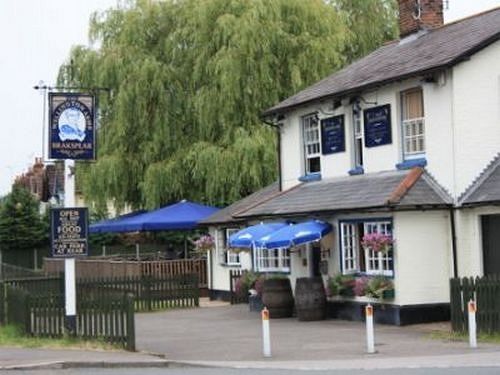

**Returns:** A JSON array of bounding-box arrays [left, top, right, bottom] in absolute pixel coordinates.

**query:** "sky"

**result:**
[[0, 0, 499, 197]]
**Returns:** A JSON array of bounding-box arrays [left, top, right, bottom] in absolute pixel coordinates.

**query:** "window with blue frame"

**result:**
[[302, 114, 321, 174], [340, 220, 394, 277]]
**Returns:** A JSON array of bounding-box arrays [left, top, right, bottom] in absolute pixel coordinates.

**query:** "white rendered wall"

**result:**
[[452, 40, 500, 197], [419, 72, 454, 195], [208, 226, 252, 293], [455, 206, 500, 277], [279, 75, 456, 190], [393, 211, 451, 305]]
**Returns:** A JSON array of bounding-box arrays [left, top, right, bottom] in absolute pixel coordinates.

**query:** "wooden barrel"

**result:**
[[295, 277, 326, 321], [262, 278, 294, 318]]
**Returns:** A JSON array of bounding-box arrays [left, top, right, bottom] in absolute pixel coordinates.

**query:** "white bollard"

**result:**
[[262, 307, 271, 357], [468, 299, 477, 349], [365, 304, 375, 354]]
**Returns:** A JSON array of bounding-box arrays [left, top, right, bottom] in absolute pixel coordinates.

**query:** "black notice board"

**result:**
[[50, 207, 89, 257], [364, 104, 392, 148], [321, 115, 345, 154]]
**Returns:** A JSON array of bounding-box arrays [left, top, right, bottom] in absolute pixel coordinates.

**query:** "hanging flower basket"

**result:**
[[194, 234, 215, 253], [361, 232, 394, 253]]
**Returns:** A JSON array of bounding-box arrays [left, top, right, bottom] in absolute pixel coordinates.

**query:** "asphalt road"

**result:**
[[1, 367, 500, 375]]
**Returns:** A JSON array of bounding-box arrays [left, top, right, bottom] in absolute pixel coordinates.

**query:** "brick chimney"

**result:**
[[398, 0, 443, 38]]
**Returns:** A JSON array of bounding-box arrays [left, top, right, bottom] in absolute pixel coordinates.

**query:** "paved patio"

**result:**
[[135, 302, 500, 362]]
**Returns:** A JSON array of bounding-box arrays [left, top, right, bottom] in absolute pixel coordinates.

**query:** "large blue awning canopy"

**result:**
[[89, 210, 147, 234], [228, 222, 288, 248], [89, 200, 219, 233], [255, 220, 332, 249]]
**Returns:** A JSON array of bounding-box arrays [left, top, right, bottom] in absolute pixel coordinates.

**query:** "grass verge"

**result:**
[[0, 325, 120, 350], [429, 329, 500, 344]]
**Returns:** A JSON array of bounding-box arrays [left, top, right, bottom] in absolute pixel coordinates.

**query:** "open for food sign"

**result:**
[[50, 208, 89, 257]]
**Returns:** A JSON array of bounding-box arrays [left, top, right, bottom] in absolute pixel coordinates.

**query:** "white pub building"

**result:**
[[202, 0, 500, 324]]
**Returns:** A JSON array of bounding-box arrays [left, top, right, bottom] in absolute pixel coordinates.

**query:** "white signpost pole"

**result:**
[[64, 159, 77, 333]]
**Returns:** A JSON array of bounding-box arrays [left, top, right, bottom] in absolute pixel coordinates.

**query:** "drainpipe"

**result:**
[[262, 117, 282, 192], [449, 207, 458, 278]]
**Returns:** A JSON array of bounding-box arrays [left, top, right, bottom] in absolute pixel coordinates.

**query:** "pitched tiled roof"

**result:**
[[459, 154, 500, 205], [263, 7, 500, 116], [200, 182, 280, 225], [234, 168, 452, 218]]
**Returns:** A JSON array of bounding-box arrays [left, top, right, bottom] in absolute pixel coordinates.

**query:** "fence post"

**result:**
[[24, 293, 31, 335], [144, 276, 152, 312], [194, 274, 200, 307], [126, 293, 136, 351]]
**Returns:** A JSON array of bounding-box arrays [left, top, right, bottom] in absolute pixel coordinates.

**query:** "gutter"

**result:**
[[449, 207, 458, 278], [261, 118, 282, 192]]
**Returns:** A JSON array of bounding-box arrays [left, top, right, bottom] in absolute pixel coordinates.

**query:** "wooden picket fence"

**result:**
[[229, 270, 248, 305], [2, 286, 135, 350], [450, 275, 500, 334], [78, 274, 200, 311], [44, 258, 207, 287], [0, 273, 200, 350]]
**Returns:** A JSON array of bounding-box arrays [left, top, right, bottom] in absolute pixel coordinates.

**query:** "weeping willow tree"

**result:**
[[59, 0, 397, 211]]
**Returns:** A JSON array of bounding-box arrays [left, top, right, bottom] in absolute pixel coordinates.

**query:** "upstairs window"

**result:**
[[352, 103, 364, 168], [401, 88, 425, 158], [302, 114, 321, 174]]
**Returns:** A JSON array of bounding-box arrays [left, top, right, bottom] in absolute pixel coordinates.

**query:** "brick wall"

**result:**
[[398, 0, 443, 38]]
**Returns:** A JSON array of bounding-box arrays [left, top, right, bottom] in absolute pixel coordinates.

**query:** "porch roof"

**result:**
[[460, 153, 500, 206], [200, 182, 280, 225], [234, 168, 452, 219]]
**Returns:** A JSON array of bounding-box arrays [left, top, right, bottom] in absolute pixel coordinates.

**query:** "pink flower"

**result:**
[[354, 277, 369, 296], [361, 232, 393, 252]]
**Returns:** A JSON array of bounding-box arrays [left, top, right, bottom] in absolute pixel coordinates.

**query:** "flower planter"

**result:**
[[382, 289, 395, 300], [249, 294, 263, 312]]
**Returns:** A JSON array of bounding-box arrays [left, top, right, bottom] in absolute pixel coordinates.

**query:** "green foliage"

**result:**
[[365, 276, 394, 299], [331, 0, 398, 61], [327, 274, 355, 297], [87, 207, 119, 248], [0, 324, 118, 350], [0, 185, 47, 252], [60, 0, 397, 210]]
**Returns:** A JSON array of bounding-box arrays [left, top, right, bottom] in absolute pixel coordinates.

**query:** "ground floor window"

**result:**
[[340, 219, 393, 277], [255, 247, 290, 273], [217, 228, 241, 266]]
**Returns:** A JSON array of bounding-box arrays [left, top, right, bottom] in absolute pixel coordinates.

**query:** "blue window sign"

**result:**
[[50, 208, 89, 257], [49, 93, 96, 160], [321, 115, 345, 154], [364, 104, 392, 148]]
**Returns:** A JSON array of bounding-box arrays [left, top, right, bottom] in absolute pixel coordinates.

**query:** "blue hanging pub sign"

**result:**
[[49, 93, 96, 160], [321, 115, 345, 154], [364, 104, 392, 148], [50, 207, 89, 257]]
